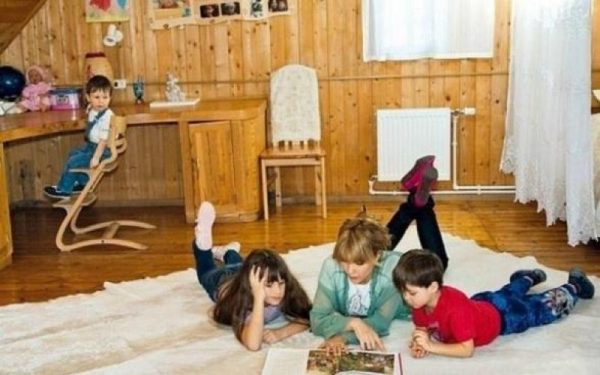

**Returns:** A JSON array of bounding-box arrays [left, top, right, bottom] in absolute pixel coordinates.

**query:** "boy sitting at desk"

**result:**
[[44, 75, 113, 199]]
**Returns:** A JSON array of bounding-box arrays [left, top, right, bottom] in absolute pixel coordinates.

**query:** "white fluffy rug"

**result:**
[[1, 227, 598, 375]]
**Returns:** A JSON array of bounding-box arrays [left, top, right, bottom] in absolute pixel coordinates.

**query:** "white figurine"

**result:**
[[165, 72, 186, 102]]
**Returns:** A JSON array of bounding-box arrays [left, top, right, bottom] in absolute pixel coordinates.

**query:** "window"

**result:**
[[362, 0, 495, 61]]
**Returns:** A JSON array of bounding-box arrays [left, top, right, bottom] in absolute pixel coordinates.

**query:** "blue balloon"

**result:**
[[117, 0, 127, 9], [0, 66, 25, 101]]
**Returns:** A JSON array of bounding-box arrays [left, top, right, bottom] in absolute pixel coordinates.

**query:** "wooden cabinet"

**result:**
[[179, 100, 266, 223]]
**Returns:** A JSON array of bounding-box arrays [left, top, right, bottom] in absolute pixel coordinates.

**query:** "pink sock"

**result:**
[[195, 202, 216, 249]]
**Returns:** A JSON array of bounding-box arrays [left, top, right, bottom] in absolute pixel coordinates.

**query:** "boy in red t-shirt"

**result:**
[[392, 249, 595, 358]]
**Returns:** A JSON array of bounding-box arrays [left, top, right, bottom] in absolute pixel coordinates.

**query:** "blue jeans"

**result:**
[[57, 142, 111, 193], [386, 193, 448, 269], [192, 241, 243, 302], [472, 276, 578, 335]]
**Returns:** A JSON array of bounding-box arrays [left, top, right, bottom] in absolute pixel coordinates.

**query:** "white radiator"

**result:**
[[376, 108, 451, 182]]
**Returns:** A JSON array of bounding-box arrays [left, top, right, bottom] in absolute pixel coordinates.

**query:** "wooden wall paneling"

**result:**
[[297, 0, 314, 67], [184, 26, 202, 100], [125, 0, 142, 82], [458, 60, 476, 186], [39, 4, 54, 73], [240, 22, 255, 97], [146, 126, 166, 199], [490, 74, 510, 185], [312, 0, 328, 76], [327, 80, 345, 196], [19, 10, 37, 69], [269, 17, 286, 73], [209, 25, 232, 98], [318, 80, 331, 198], [285, 0, 300, 64], [414, 60, 430, 106], [227, 22, 245, 98], [339, 0, 360, 195], [494, 0, 510, 72], [154, 29, 176, 98], [122, 125, 143, 199], [162, 124, 183, 199], [140, 0, 160, 101], [357, 79, 374, 187], [355, 3, 374, 191], [343, 81, 360, 194], [199, 26, 217, 99], [428, 61, 446, 107], [0, 33, 20, 66], [474, 74, 492, 185], [61, 0, 79, 84], [326, 0, 343, 78], [400, 62, 415, 108], [440, 61, 460, 189]]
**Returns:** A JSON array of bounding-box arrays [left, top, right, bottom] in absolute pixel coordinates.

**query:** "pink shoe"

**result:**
[[414, 167, 438, 207], [401, 155, 435, 190], [212, 242, 241, 262], [195, 202, 216, 249]]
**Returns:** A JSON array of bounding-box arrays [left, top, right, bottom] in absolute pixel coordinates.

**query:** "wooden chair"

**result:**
[[53, 115, 155, 252], [260, 64, 327, 220]]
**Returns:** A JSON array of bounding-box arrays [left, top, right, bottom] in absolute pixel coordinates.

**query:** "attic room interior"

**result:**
[[0, 1, 599, 374]]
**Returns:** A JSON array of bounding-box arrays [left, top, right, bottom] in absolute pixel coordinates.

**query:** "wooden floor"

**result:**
[[1, 199, 599, 306]]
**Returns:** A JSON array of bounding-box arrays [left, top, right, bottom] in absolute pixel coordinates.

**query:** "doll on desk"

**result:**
[[11, 65, 53, 114]]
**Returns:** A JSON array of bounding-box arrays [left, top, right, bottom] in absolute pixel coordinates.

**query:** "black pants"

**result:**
[[386, 194, 449, 270]]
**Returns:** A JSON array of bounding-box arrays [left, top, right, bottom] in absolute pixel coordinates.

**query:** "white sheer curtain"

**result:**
[[362, 0, 495, 61], [500, 0, 596, 245]]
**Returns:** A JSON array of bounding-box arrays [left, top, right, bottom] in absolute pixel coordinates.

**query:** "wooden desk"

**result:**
[[0, 99, 266, 270]]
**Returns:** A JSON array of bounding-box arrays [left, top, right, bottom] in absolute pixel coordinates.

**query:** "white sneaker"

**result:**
[[195, 202, 216, 249], [212, 242, 241, 262]]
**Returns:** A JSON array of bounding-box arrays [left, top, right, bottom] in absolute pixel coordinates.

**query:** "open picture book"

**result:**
[[262, 348, 403, 375]]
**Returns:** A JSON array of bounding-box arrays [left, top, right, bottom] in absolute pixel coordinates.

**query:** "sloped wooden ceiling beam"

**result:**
[[0, 0, 48, 54]]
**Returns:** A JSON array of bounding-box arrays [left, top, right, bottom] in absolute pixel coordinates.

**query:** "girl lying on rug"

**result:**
[[310, 156, 449, 354], [393, 249, 595, 358], [192, 201, 312, 351]]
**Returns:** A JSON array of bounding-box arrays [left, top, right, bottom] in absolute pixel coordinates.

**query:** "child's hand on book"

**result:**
[[349, 318, 386, 351], [319, 335, 347, 356]]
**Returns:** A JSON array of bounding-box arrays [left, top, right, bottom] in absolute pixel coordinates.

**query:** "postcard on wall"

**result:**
[[86, 0, 130, 22], [149, 0, 195, 29], [261, 348, 403, 375]]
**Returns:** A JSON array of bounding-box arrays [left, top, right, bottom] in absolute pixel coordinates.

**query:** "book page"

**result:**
[[262, 348, 402, 375]]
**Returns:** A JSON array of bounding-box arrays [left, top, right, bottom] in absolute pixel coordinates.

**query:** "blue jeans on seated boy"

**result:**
[[192, 241, 243, 302], [57, 141, 111, 193]]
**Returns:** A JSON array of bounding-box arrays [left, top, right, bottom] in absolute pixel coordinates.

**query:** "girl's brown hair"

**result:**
[[333, 213, 390, 265], [212, 249, 311, 341]]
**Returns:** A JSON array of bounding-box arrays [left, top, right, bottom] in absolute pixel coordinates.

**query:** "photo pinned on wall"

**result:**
[[199, 3, 220, 19], [150, 0, 291, 28], [267, 0, 288, 13], [149, 0, 194, 29], [86, 0, 130, 22]]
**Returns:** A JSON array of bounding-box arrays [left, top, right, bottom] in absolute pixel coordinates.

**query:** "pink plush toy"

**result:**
[[16, 65, 52, 113]]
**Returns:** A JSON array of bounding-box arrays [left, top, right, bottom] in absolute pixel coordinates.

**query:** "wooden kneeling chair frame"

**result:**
[[54, 115, 155, 252]]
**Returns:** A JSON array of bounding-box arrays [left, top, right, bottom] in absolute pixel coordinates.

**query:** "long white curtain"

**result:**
[[362, 0, 495, 61], [500, 0, 596, 245]]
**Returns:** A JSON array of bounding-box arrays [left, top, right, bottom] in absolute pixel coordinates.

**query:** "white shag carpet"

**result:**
[[1, 227, 599, 375]]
